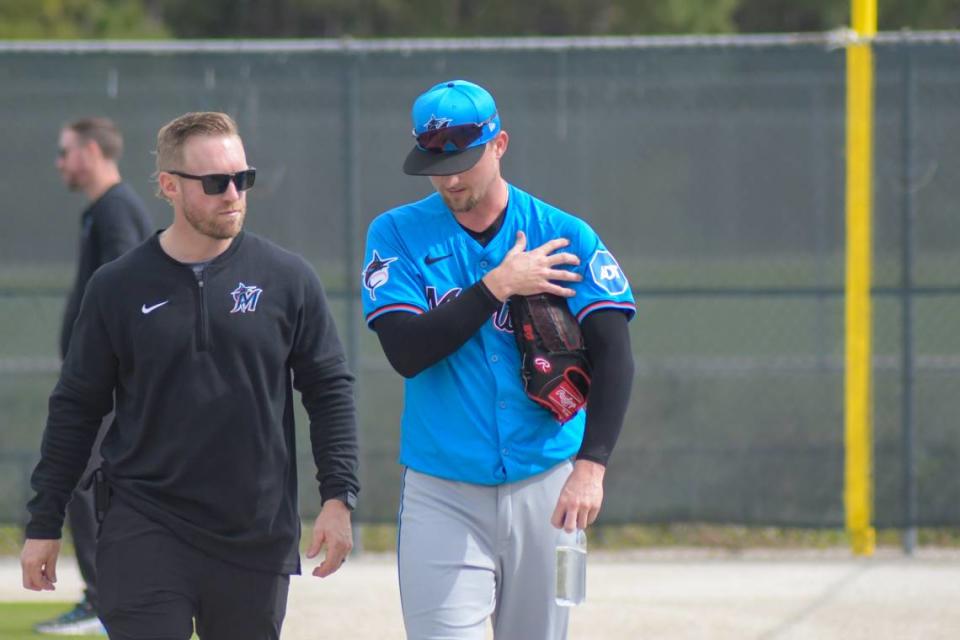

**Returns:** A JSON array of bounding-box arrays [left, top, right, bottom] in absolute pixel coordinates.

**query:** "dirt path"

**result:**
[[4, 549, 960, 639]]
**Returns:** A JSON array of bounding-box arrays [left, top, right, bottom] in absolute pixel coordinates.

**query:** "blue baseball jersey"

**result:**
[[362, 183, 635, 485]]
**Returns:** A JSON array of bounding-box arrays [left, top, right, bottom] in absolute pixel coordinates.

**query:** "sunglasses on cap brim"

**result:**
[[414, 112, 498, 152], [167, 168, 257, 195]]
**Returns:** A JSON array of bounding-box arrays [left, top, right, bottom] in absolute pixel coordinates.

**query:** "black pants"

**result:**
[[96, 498, 289, 640], [65, 413, 112, 610]]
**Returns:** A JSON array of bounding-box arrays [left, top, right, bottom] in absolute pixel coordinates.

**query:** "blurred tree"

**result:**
[[879, 0, 960, 29], [156, 0, 738, 38], [4, 0, 960, 39], [0, 0, 167, 38], [153, 0, 960, 37], [733, 0, 848, 32], [734, 0, 960, 32]]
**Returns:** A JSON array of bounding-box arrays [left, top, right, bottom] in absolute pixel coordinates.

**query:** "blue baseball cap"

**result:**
[[403, 79, 501, 176]]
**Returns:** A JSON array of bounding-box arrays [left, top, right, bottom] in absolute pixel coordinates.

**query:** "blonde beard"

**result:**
[[444, 192, 480, 213], [443, 178, 490, 213], [183, 202, 246, 240]]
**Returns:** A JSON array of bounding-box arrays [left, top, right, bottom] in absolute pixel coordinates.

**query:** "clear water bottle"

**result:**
[[555, 528, 587, 606]]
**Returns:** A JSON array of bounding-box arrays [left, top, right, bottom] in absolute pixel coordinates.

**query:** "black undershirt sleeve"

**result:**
[[372, 280, 502, 378], [577, 309, 635, 466]]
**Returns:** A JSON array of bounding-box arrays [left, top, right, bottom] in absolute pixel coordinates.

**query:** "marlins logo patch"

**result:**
[[230, 282, 263, 314], [363, 250, 398, 301], [423, 114, 453, 131], [588, 250, 629, 295]]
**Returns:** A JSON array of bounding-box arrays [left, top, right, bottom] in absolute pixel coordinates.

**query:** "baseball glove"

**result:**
[[509, 293, 591, 423]]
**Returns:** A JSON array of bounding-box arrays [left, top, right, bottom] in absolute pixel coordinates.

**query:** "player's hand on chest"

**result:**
[[419, 243, 502, 304]]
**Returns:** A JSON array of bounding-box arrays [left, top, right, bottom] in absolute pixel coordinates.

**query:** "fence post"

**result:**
[[341, 40, 363, 554], [899, 34, 918, 555]]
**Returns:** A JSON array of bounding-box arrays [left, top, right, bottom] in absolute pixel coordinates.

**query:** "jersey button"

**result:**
[[491, 354, 499, 363], [502, 448, 509, 456], [480, 260, 489, 268], [498, 400, 507, 409]]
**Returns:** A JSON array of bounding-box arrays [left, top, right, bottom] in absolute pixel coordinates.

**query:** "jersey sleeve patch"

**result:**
[[588, 250, 630, 296], [362, 250, 399, 301]]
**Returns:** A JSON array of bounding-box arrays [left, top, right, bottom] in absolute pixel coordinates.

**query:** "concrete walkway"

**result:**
[[4, 548, 960, 639]]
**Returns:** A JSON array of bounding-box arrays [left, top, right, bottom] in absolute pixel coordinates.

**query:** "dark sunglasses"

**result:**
[[414, 112, 497, 152], [167, 168, 257, 195]]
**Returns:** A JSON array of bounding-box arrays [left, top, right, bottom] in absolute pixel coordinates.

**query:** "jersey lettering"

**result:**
[[492, 301, 513, 333], [426, 286, 462, 309], [425, 285, 515, 332]]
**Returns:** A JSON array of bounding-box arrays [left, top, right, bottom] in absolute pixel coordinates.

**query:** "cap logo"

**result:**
[[423, 115, 453, 131]]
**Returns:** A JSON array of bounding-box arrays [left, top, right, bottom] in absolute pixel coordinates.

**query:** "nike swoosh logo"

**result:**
[[424, 254, 452, 265], [141, 301, 169, 314]]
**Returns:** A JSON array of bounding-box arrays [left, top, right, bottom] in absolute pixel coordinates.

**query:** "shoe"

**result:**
[[33, 599, 107, 635]]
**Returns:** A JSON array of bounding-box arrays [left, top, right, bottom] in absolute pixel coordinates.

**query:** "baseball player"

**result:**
[[362, 80, 636, 639], [21, 112, 359, 640], [35, 117, 154, 636]]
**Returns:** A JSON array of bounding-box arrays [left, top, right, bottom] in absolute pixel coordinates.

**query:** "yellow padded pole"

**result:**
[[844, 0, 877, 557]]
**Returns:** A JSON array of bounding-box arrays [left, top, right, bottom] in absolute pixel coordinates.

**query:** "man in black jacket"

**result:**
[[21, 112, 359, 640], [34, 117, 153, 636], [57, 118, 155, 360]]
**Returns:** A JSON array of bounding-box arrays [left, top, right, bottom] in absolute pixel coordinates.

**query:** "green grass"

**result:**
[[0, 602, 200, 639], [307, 522, 960, 553], [6, 522, 960, 559], [0, 603, 105, 640], [0, 526, 78, 557]]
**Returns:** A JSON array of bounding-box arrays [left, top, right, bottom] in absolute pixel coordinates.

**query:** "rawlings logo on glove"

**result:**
[[509, 293, 591, 423]]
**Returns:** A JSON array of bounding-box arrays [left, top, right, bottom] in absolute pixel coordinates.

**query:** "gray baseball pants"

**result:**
[[398, 461, 577, 640]]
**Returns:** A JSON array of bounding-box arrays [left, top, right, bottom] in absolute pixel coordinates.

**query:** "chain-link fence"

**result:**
[[1, 33, 958, 528]]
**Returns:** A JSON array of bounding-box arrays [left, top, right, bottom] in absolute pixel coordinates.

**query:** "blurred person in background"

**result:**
[[33, 117, 153, 636]]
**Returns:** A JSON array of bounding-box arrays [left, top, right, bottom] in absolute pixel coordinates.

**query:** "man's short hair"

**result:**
[[154, 112, 240, 201], [66, 117, 124, 161], [156, 112, 239, 174]]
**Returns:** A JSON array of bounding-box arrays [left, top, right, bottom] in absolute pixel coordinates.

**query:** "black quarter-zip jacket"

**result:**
[[26, 230, 359, 574]]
